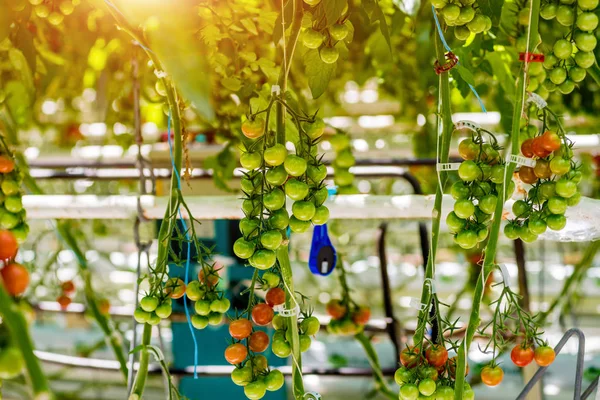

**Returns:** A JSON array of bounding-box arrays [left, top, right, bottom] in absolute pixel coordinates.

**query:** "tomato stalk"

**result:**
[[0, 284, 51, 398], [412, 31, 454, 349], [452, 0, 541, 398], [276, 247, 305, 399], [587, 62, 600, 85], [354, 332, 396, 400]]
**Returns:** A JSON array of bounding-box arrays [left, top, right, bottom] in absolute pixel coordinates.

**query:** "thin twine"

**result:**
[[167, 111, 199, 379], [281, 0, 288, 80], [431, 6, 487, 113]]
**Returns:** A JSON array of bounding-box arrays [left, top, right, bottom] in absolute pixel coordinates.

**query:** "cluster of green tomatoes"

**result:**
[[329, 133, 356, 193], [301, 0, 351, 65], [432, 0, 493, 40], [234, 116, 330, 269], [504, 127, 580, 241], [539, 0, 599, 94], [447, 130, 509, 249], [0, 154, 28, 244]]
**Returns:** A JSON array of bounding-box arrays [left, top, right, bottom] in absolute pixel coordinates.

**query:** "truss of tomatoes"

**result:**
[[504, 129, 580, 242], [223, 284, 319, 400], [447, 130, 510, 250], [325, 298, 371, 336]]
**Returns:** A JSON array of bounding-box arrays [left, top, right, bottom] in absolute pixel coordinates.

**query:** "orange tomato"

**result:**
[[1, 263, 30, 296], [57, 294, 72, 309], [0, 230, 18, 261], [351, 306, 371, 325], [165, 278, 186, 299], [248, 331, 270, 353], [519, 166, 538, 184], [265, 287, 285, 307], [61, 280, 76, 295], [0, 156, 15, 173], [229, 318, 253, 340], [225, 343, 248, 365]]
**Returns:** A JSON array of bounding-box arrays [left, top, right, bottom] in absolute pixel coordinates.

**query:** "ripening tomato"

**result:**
[[481, 365, 504, 386], [400, 346, 420, 368], [57, 294, 72, 309], [248, 331, 270, 353], [98, 299, 111, 315], [458, 138, 479, 161], [531, 137, 551, 158], [351, 306, 371, 325], [229, 318, 253, 340], [265, 287, 285, 307], [519, 166, 538, 184], [521, 138, 535, 158], [541, 131, 561, 152], [252, 303, 274, 326], [61, 280, 76, 295], [0, 156, 15, 173], [511, 344, 535, 367], [198, 269, 219, 288], [425, 344, 449, 368], [225, 343, 248, 365], [326, 299, 347, 319], [1, 263, 29, 296], [165, 278, 186, 299], [534, 346, 556, 366], [0, 230, 18, 261], [241, 118, 265, 139], [534, 159, 552, 179]]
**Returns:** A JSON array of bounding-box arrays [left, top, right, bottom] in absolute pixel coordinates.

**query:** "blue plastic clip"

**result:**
[[308, 186, 337, 276]]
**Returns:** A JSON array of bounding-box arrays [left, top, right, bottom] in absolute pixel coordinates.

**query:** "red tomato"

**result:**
[[511, 344, 534, 367], [61, 280, 76, 295], [521, 139, 535, 158], [534, 346, 556, 367], [425, 344, 449, 368], [481, 365, 504, 386], [1, 263, 30, 296], [326, 299, 347, 320], [531, 137, 551, 158], [198, 269, 219, 288], [265, 287, 285, 307], [229, 318, 253, 340], [541, 131, 561, 152], [351, 306, 371, 325], [225, 343, 248, 365], [400, 346, 421, 368], [248, 331, 270, 353], [0, 156, 15, 173], [0, 230, 18, 261], [252, 303, 274, 326], [165, 278, 186, 299], [57, 294, 72, 309]]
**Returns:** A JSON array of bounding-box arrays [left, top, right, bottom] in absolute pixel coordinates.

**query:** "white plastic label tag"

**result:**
[[305, 392, 322, 400], [499, 264, 511, 288], [436, 163, 461, 171], [154, 70, 168, 78], [274, 304, 300, 317], [271, 84, 281, 95], [455, 120, 481, 132], [508, 154, 536, 168], [526, 92, 547, 109], [424, 278, 437, 294], [409, 298, 427, 311]]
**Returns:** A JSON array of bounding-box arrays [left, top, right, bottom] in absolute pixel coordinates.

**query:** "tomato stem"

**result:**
[[355, 332, 397, 400]]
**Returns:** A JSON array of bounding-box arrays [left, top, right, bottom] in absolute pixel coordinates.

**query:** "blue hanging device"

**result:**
[[308, 187, 337, 276]]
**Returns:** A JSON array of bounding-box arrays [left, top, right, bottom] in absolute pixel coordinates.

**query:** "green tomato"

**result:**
[[539, 181, 556, 200], [320, 47, 339, 64], [265, 369, 285, 391], [432, 0, 447, 7], [241, 152, 262, 170], [330, 23, 349, 41], [231, 365, 253, 386], [4, 196, 22, 213], [555, 179, 577, 198], [272, 314, 286, 330], [240, 218, 260, 238], [479, 194, 498, 214], [558, 80, 575, 94], [454, 199, 475, 219], [577, 12, 599, 31], [394, 367, 412, 385], [210, 299, 222, 312], [556, 5, 575, 26], [191, 315, 209, 329], [303, 119, 326, 140], [311, 205, 330, 225], [336, 149, 356, 168], [0, 347, 25, 379], [10, 223, 29, 244], [574, 32, 597, 52], [519, 225, 538, 243], [540, 3, 557, 19], [569, 66, 587, 83], [442, 4, 461, 21], [454, 25, 471, 40], [241, 173, 262, 194], [244, 380, 267, 400], [567, 192, 581, 206], [218, 298, 231, 313], [140, 296, 159, 312], [266, 165, 288, 186], [435, 386, 454, 400], [553, 39, 573, 59], [418, 378, 437, 396], [548, 196, 567, 214], [195, 300, 211, 316], [234, 237, 256, 259], [451, 181, 471, 199], [260, 230, 283, 250], [334, 169, 354, 186], [518, 7, 530, 25], [292, 201, 316, 221], [285, 179, 309, 201], [463, 386, 475, 400], [543, 53, 559, 69], [456, 230, 478, 249], [303, 29, 324, 49], [264, 188, 286, 211], [477, 228, 489, 242], [208, 312, 223, 326], [313, 186, 329, 206], [550, 157, 571, 175], [242, 198, 261, 217], [458, 160, 480, 181], [300, 334, 312, 352], [512, 200, 531, 218], [528, 219, 547, 235], [134, 308, 151, 323], [155, 302, 173, 318], [1, 180, 19, 196], [467, 14, 487, 33], [329, 134, 351, 151], [578, 0, 599, 10], [185, 281, 204, 301], [264, 144, 288, 166], [504, 223, 519, 240], [0, 212, 20, 229], [289, 216, 311, 233], [272, 339, 292, 358], [446, 211, 466, 233], [399, 383, 420, 400], [284, 154, 308, 177], [147, 312, 161, 325], [549, 67, 567, 85], [301, 316, 320, 336], [269, 209, 290, 230], [527, 76, 540, 91], [307, 164, 328, 183], [547, 214, 567, 230], [575, 51, 595, 68], [250, 249, 277, 270], [262, 271, 281, 288]]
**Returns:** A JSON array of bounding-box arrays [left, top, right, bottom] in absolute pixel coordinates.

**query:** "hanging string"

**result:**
[[167, 111, 199, 379], [431, 6, 487, 113]]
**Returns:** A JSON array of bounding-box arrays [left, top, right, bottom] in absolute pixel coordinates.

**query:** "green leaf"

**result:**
[[273, 0, 294, 45], [323, 0, 348, 27], [204, 145, 237, 192], [304, 49, 336, 99], [363, 0, 392, 51], [485, 51, 516, 97], [240, 18, 258, 35], [451, 68, 471, 98], [499, 0, 520, 37], [8, 48, 34, 96], [5, 80, 32, 126], [456, 64, 475, 86], [13, 28, 36, 76], [478, 0, 504, 26], [222, 76, 242, 92]]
